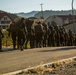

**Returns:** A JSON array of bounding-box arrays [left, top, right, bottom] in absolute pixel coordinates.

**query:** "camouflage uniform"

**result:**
[[74, 34, 76, 46], [42, 22, 48, 47], [59, 26, 65, 46], [53, 25, 60, 46], [34, 22, 44, 48], [48, 25, 55, 47], [0, 26, 4, 51], [17, 18, 27, 50], [25, 19, 35, 49], [68, 30, 73, 46], [8, 21, 17, 49]]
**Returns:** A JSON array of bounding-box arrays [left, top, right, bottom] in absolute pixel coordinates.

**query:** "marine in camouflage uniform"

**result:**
[[34, 22, 44, 48], [63, 29, 69, 46], [53, 25, 60, 46], [74, 34, 76, 46], [59, 26, 65, 46], [0, 26, 4, 52], [42, 22, 49, 47], [17, 18, 27, 50], [8, 18, 27, 50], [47, 22, 56, 47], [8, 21, 17, 49], [25, 19, 35, 49], [68, 30, 73, 46]]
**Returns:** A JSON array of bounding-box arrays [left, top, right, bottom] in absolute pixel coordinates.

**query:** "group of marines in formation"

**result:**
[[0, 18, 76, 51]]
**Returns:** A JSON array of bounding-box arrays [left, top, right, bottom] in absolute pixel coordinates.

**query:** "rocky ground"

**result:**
[[16, 58, 76, 75], [43, 61, 76, 75]]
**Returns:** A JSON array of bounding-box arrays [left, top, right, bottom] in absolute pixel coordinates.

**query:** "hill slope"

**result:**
[[34, 10, 76, 19], [15, 10, 76, 19], [15, 11, 38, 18]]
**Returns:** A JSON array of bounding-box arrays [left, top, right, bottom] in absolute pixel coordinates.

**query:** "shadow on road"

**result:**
[[0, 46, 76, 53], [39, 46, 76, 52], [0, 48, 19, 53]]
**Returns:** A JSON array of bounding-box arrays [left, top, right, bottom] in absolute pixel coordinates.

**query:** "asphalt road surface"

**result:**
[[0, 46, 76, 74]]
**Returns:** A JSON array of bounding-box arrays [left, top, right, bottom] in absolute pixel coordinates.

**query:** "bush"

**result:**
[[2, 29, 30, 49], [2, 29, 13, 48]]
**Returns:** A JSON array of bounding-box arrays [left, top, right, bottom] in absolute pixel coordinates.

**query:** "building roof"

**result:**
[[63, 21, 76, 27], [0, 10, 19, 21], [45, 14, 76, 22], [56, 14, 76, 21], [0, 13, 5, 19]]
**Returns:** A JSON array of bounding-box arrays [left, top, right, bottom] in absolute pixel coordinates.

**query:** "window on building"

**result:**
[[1, 21, 10, 24], [2, 25, 7, 29], [1, 21, 6, 24], [4, 16, 7, 20], [6, 21, 10, 23]]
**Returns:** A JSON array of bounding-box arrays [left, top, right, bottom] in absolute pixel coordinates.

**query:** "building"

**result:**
[[63, 21, 76, 33], [0, 10, 19, 29], [45, 14, 76, 33], [45, 14, 76, 25]]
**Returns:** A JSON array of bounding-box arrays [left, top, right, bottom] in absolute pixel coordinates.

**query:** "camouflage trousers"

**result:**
[[0, 35, 2, 50], [35, 34, 44, 48]]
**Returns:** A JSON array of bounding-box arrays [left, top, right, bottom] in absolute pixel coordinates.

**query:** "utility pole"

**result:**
[[71, 0, 75, 33], [40, 3, 44, 18], [72, 0, 74, 15]]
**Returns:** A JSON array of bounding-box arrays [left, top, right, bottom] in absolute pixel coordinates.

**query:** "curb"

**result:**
[[3, 56, 76, 75]]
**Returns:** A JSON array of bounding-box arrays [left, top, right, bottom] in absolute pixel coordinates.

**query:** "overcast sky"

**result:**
[[0, 0, 76, 13]]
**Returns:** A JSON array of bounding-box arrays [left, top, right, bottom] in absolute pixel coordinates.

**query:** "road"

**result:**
[[0, 46, 76, 74]]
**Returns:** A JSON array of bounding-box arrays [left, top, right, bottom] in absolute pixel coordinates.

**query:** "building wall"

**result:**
[[45, 16, 63, 26], [45, 15, 76, 33], [64, 23, 76, 34], [0, 16, 12, 28]]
